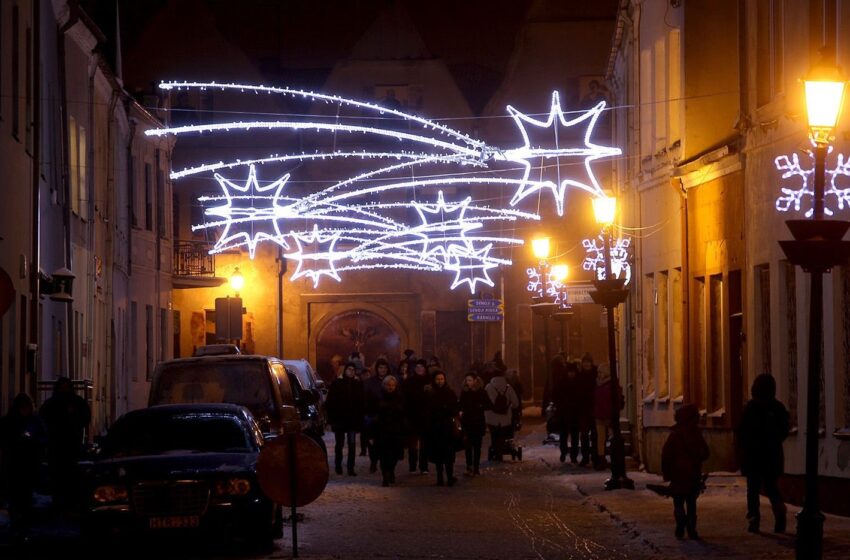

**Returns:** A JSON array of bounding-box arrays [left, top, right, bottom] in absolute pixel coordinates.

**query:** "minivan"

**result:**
[[148, 355, 300, 436]]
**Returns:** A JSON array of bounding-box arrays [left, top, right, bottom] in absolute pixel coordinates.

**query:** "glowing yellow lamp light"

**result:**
[[592, 196, 617, 226], [804, 63, 846, 144], [531, 237, 551, 260], [550, 263, 568, 283], [230, 267, 245, 293]]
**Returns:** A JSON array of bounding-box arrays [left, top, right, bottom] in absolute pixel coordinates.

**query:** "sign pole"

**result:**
[[288, 433, 299, 557]]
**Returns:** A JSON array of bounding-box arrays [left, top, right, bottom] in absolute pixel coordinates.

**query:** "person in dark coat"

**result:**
[[425, 371, 459, 486], [736, 373, 790, 533], [459, 374, 489, 476], [40, 376, 90, 509], [577, 354, 598, 466], [364, 359, 391, 473], [662, 404, 710, 539], [0, 393, 47, 538], [551, 357, 585, 463], [326, 362, 365, 475], [375, 375, 407, 486], [404, 359, 431, 474], [592, 363, 623, 470]]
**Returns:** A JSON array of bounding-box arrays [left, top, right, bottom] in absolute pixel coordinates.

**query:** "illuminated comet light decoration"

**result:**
[[146, 82, 621, 292], [582, 235, 632, 286], [775, 149, 850, 217]]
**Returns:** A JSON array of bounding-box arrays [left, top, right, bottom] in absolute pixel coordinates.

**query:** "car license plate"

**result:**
[[148, 515, 200, 529]]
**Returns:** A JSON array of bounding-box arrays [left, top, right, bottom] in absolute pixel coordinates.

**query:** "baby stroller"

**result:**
[[487, 406, 523, 461]]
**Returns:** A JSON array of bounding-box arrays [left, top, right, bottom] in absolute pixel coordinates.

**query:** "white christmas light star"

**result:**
[[288, 226, 343, 288], [445, 242, 499, 293]]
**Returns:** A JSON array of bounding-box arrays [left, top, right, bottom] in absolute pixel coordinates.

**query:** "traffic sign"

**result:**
[[467, 298, 504, 322], [562, 283, 596, 304], [468, 313, 504, 322]]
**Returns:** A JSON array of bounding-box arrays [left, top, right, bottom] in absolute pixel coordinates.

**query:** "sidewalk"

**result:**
[[523, 417, 850, 560]]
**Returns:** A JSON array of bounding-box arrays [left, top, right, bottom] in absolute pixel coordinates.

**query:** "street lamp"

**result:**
[[779, 56, 850, 560], [589, 195, 634, 491], [230, 267, 245, 296], [530, 235, 559, 403]]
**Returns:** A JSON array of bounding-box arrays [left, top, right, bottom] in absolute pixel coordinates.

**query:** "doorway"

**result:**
[[315, 310, 401, 382]]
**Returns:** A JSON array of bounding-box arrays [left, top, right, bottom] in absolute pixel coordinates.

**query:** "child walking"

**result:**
[[662, 404, 710, 539]]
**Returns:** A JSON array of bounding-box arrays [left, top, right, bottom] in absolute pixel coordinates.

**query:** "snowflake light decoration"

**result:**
[[147, 82, 622, 292], [526, 266, 569, 308], [775, 150, 850, 217], [582, 235, 632, 286]]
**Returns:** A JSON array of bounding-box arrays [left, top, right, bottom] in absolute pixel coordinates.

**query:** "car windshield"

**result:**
[[152, 361, 272, 410], [286, 362, 313, 390], [105, 413, 253, 457]]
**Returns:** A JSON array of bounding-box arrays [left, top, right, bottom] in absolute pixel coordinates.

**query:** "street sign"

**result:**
[[562, 283, 597, 305], [468, 298, 504, 321], [215, 296, 243, 340]]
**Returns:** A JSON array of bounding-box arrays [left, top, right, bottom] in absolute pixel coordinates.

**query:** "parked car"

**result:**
[[193, 344, 241, 357], [283, 360, 327, 451], [148, 355, 300, 437], [80, 404, 281, 547]]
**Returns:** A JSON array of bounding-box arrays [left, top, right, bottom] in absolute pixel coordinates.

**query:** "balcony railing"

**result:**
[[174, 240, 216, 277]]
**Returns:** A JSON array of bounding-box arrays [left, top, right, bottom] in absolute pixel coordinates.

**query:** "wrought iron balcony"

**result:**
[[173, 240, 226, 289]]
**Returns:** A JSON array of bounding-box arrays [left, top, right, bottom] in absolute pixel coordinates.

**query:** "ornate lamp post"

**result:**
[[589, 196, 634, 491], [230, 266, 245, 297], [779, 57, 850, 560], [548, 264, 574, 356], [529, 236, 560, 402]]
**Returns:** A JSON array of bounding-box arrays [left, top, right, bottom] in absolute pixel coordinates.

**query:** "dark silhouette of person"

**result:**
[[0, 393, 47, 539], [662, 404, 709, 539], [40, 377, 90, 510], [326, 362, 365, 476], [736, 373, 789, 534]]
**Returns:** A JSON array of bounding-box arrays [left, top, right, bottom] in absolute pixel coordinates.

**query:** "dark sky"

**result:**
[[84, 0, 617, 113]]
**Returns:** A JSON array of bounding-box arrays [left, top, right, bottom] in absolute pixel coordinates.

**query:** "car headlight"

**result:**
[[214, 478, 251, 496], [93, 484, 128, 503]]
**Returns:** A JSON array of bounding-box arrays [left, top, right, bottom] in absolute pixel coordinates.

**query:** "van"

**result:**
[[148, 355, 300, 436]]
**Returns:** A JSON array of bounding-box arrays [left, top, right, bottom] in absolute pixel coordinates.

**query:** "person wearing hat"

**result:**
[[326, 362, 365, 475], [403, 359, 431, 474]]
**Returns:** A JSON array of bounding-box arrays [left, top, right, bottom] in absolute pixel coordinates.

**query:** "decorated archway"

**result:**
[[314, 309, 402, 382]]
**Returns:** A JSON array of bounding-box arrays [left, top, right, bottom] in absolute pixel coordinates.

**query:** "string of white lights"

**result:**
[[775, 150, 850, 217]]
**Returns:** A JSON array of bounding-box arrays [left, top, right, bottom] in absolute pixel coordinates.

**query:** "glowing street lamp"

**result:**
[[780, 55, 850, 560], [230, 267, 245, 295], [588, 194, 633, 491], [549, 263, 568, 284], [531, 236, 551, 261]]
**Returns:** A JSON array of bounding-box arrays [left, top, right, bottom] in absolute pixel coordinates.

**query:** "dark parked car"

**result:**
[[283, 362, 326, 452], [148, 355, 300, 437], [80, 404, 280, 546]]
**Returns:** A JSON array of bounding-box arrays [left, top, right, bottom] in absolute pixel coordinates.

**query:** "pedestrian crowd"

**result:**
[[325, 350, 522, 487]]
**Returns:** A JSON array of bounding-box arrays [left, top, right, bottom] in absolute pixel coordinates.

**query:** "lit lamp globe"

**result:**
[[230, 267, 245, 294], [804, 63, 846, 145], [550, 263, 568, 284], [592, 196, 617, 226], [531, 236, 551, 261]]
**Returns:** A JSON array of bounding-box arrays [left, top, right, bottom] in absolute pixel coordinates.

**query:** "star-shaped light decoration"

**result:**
[[287, 225, 343, 288], [501, 92, 621, 216], [411, 191, 481, 265], [204, 165, 292, 258], [775, 150, 850, 217], [445, 242, 499, 293], [582, 235, 632, 286]]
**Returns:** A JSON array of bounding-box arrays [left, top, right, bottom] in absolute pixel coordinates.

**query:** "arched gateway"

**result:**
[[315, 310, 401, 382]]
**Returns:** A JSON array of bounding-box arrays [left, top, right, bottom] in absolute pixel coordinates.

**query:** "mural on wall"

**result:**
[[147, 82, 622, 292]]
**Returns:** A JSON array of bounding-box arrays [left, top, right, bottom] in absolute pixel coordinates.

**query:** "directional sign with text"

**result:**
[[468, 299, 504, 322]]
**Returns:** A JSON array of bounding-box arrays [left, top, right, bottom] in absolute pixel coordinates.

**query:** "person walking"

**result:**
[[577, 354, 598, 466], [484, 367, 519, 461], [326, 362, 365, 476], [662, 404, 710, 539], [364, 358, 391, 473], [459, 374, 489, 476], [40, 377, 90, 510], [592, 363, 623, 470], [375, 375, 407, 486], [736, 373, 790, 534], [551, 358, 584, 463], [0, 393, 47, 539], [404, 359, 431, 474], [425, 371, 459, 486]]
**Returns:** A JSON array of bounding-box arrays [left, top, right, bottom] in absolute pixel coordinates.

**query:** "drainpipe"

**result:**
[[28, 0, 41, 395], [58, 2, 80, 379]]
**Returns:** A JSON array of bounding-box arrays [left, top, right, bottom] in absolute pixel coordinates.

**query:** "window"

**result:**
[[639, 49, 652, 157], [172, 192, 180, 239], [708, 274, 724, 412], [667, 29, 682, 144], [653, 38, 667, 151], [69, 116, 79, 215], [144, 163, 152, 231], [656, 271, 670, 398], [145, 305, 153, 380], [643, 273, 655, 397], [757, 0, 784, 106], [130, 302, 138, 382], [11, 4, 19, 138], [157, 168, 166, 238], [78, 124, 87, 219], [840, 265, 850, 429], [755, 264, 772, 376], [159, 308, 167, 362], [25, 25, 31, 151], [694, 277, 706, 410], [670, 269, 684, 398], [781, 261, 798, 426], [129, 156, 138, 227]]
